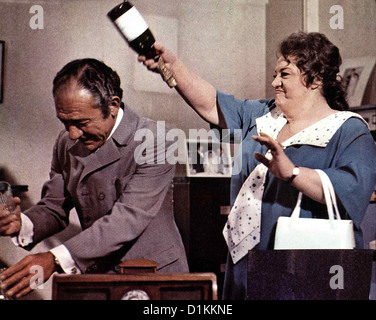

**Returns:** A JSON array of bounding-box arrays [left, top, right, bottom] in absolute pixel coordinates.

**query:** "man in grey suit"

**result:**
[[0, 59, 188, 298]]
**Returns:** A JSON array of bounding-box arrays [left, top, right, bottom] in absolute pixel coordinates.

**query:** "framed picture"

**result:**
[[0, 41, 4, 103], [185, 139, 232, 178], [339, 56, 376, 108]]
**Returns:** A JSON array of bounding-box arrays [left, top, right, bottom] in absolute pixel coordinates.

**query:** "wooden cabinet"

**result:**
[[173, 177, 231, 298], [53, 273, 217, 300]]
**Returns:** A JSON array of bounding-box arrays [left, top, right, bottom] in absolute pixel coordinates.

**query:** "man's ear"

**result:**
[[109, 96, 121, 118]]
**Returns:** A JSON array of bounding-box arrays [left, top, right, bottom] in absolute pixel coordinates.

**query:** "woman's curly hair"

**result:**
[[279, 32, 348, 111]]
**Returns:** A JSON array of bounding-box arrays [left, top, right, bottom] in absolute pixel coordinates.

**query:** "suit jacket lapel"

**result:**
[[81, 140, 122, 182], [111, 105, 140, 147]]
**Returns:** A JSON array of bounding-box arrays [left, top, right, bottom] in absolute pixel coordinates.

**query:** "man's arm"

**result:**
[[0, 133, 74, 298], [23, 132, 73, 244], [49, 245, 80, 275]]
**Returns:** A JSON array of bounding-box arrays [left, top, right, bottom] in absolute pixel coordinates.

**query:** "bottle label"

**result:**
[[114, 6, 149, 42]]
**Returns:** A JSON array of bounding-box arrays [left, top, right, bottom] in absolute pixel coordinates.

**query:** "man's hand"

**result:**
[[0, 197, 21, 236], [0, 252, 57, 299]]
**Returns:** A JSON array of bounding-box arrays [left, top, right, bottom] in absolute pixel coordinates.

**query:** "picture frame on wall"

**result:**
[[0, 41, 4, 104], [339, 56, 376, 108], [185, 139, 232, 178]]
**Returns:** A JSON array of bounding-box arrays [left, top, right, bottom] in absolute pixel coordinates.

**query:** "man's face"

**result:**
[[54, 82, 119, 151]]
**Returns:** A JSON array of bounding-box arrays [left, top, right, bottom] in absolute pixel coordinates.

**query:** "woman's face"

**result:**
[[272, 56, 310, 109]]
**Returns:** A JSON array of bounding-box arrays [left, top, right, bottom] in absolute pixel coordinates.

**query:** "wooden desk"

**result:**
[[52, 272, 217, 300]]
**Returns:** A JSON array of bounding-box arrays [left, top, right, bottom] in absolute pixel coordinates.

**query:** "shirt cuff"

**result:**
[[50, 245, 81, 275], [11, 213, 34, 247]]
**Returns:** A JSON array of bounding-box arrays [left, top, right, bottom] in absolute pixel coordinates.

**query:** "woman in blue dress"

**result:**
[[140, 32, 376, 299]]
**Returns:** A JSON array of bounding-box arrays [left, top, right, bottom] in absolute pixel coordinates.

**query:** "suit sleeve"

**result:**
[[24, 131, 73, 246]]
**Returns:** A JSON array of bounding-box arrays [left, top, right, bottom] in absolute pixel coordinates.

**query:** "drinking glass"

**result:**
[[0, 182, 15, 216]]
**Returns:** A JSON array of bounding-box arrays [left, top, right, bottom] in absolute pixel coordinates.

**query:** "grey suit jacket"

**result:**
[[25, 107, 188, 274]]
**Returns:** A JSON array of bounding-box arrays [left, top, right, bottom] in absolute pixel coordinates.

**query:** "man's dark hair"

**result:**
[[279, 32, 348, 111], [53, 59, 124, 118]]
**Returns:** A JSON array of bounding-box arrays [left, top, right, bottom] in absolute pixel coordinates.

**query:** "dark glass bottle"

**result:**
[[107, 1, 159, 60], [108, 1, 177, 87]]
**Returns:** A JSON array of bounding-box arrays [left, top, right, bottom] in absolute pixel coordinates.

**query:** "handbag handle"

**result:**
[[316, 169, 341, 220], [291, 169, 341, 221]]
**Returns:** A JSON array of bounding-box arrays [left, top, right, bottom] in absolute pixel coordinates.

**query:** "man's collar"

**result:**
[[110, 105, 140, 146], [107, 107, 124, 141]]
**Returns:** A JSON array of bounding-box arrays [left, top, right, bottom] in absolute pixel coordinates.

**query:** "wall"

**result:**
[[318, 0, 376, 59], [265, 0, 303, 98], [318, 0, 376, 105]]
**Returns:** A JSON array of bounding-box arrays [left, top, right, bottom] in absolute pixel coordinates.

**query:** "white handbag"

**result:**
[[274, 169, 355, 250]]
